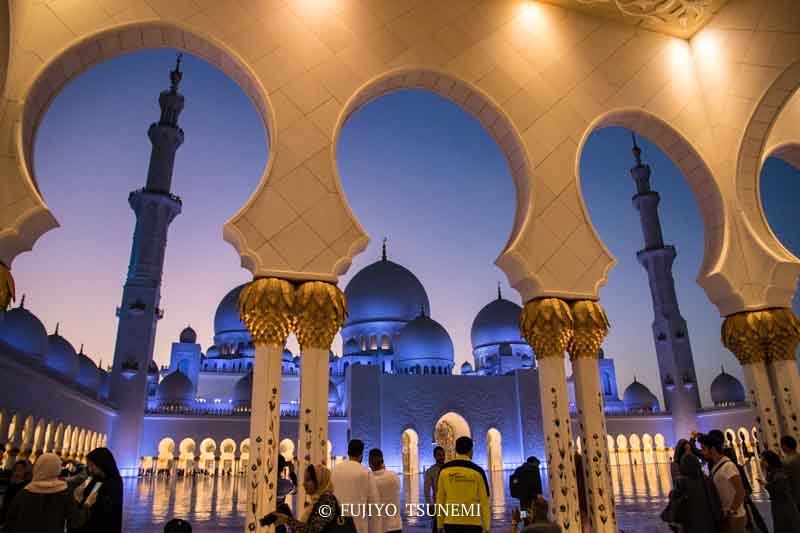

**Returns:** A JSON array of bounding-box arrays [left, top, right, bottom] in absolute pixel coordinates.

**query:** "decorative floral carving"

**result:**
[[239, 277, 294, 347], [520, 298, 573, 359], [293, 281, 347, 350], [568, 301, 609, 360], [576, 0, 712, 28]]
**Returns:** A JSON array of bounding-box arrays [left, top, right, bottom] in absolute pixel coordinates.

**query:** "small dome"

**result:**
[[214, 284, 248, 336], [344, 258, 430, 325], [233, 372, 252, 407], [45, 328, 79, 380], [282, 348, 293, 362], [180, 326, 197, 344], [76, 347, 99, 390], [471, 295, 525, 349], [461, 361, 473, 373], [710, 368, 745, 406], [0, 299, 48, 360], [328, 381, 339, 404], [395, 311, 454, 367], [157, 370, 194, 406], [623, 379, 659, 412]]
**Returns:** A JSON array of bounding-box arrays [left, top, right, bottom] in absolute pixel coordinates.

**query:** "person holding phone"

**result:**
[[69, 447, 123, 533]]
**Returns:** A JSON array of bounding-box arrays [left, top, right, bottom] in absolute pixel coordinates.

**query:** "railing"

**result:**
[[145, 405, 347, 417]]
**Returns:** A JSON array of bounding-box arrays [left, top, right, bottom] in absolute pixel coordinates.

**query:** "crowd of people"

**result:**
[[664, 431, 800, 533]]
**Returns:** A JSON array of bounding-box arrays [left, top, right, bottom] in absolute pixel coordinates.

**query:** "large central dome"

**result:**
[[344, 258, 430, 325], [214, 283, 248, 336]]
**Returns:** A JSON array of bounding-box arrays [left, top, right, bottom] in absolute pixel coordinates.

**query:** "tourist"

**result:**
[[331, 439, 379, 533], [509, 505, 533, 533], [4, 453, 78, 533], [368, 448, 401, 533], [424, 446, 446, 533], [699, 433, 746, 533], [164, 518, 192, 532], [271, 464, 353, 533], [722, 446, 767, 532], [780, 435, 800, 505], [70, 447, 123, 533], [0, 460, 31, 525], [670, 439, 691, 482], [521, 499, 560, 533], [436, 436, 490, 533], [759, 450, 800, 533], [509, 456, 542, 512], [671, 453, 722, 532]]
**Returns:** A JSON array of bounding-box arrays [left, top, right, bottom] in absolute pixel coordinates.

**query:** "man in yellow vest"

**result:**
[[435, 437, 490, 533]]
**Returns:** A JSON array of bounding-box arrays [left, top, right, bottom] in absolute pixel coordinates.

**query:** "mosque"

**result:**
[[0, 60, 760, 484]]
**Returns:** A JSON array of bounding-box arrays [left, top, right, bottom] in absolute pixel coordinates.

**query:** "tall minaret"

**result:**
[[629, 134, 700, 440], [109, 56, 185, 474]]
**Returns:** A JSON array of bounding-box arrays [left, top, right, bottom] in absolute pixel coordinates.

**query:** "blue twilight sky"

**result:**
[[14, 50, 800, 407]]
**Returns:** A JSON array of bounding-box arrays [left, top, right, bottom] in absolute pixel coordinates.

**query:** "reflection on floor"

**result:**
[[124, 462, 772, 532]]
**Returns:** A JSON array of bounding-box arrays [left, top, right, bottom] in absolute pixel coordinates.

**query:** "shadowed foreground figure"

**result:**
[[69, 447, 123, 533]]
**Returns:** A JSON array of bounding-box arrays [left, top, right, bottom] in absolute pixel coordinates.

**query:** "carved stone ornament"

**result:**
[[239, 278, 295, 347], [520, 298, 573, 359], [722, 308, 800, 365], [568, 300, 609, 360]]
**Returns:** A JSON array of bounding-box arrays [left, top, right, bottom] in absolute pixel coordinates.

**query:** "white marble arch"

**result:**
[[2, 1, 798, 315]]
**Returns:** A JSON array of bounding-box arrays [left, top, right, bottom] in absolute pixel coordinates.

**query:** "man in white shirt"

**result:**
[[332, 439, 380, 533], [700, 433, 746, 533], [368, 448, 402, 533]]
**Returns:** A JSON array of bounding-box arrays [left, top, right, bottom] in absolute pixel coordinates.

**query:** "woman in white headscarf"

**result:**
[[5, 452, 85, 533]]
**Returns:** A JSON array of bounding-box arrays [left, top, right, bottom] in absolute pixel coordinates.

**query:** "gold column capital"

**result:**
[[0, 263, 15, 311], [722, 310, 768, 365], [764, 308, 800, 362], [293, 281, 346, 350], [239, 277, 294, 347], [568, 300, 609, 360], [520, 297, 573, 359]]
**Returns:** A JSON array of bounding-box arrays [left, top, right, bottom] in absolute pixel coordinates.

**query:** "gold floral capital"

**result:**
[[568, 300, 609, 360], [238, 277, 294, 347], [721, 310, 768, 365], [520, 298, 573, 359], [763, 308, 800, 362], [0, 263, 15, 311], [293, 281, 346, 350]]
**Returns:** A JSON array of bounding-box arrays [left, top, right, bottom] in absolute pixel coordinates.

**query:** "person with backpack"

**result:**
[[663, 453, 722, 532], [722, 446, 767, 532], [510, 457, 542, 512], [699, 433, 746, 533]]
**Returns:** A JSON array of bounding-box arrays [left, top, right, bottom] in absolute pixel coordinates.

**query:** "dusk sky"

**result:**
[[15, 49, 800, 407]]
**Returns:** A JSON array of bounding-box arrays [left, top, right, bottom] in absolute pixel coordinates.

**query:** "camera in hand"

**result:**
[[519, 510, 529, 519], [260, 513, 278, 526]]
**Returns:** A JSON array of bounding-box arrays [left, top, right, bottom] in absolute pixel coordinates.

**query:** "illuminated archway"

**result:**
[[434, 412, 471, 463], [486, 428, 503, 471], [401, 428, 419, 475]]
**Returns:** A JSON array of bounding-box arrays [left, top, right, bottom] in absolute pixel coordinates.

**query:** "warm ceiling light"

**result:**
[[670, 40, 692, 68], [693, 32, 717, 59], [518, 1, 542, 23]]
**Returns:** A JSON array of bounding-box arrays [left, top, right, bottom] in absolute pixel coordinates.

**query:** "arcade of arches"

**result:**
[[2, 2, 800, 533]]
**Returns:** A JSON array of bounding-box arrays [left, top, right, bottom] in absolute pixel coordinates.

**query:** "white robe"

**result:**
[[331, 459, 379, 533], [371, 469, 402, 533]]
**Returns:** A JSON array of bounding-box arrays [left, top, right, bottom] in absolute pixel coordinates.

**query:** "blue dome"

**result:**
[[344, 259, 429, 325], [282, 348, 293, 362], [233, 372, 252, 407], [45, 330, 78, 380], [623, 379, 659, 412], [180, 326, 197, 344], [214, 284, 248, 336], [471, 296, 525, 349], [395, 313, 454, 365], [76, 347, 99, 390], [157, 370, 194, 405], [0, 301, 47, 360], [461, 361, 473, 373], [711, 369, 745, 405]]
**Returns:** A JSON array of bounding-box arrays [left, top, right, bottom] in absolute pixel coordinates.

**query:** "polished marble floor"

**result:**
[[124, 462, 772, 532]]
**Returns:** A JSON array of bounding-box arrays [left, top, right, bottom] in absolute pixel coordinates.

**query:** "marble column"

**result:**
[[293, 281, 346, 514], [521, 298, 581, 533], [568, 300, 617, 533], [722, 311, 781, 450], [0, 263, 14, 311], [239, 278, 294, 533], [764, 308, 800, 442]]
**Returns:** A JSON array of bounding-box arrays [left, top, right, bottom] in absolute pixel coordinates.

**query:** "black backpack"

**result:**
[[510, 465, 527, 499]]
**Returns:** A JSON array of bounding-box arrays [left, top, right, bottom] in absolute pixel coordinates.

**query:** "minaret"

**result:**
[[629, 134, 700, 440], [109, 56, 185, 475]]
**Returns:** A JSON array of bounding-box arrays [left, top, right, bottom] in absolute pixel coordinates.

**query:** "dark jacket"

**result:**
[[514, 462, 543, 503], [68, 477, 123, 533], [5, 488, 79, 533], [285, 492, 339, 533], [765, 468, 800, 533], [674, 454, 721, 533], [784, 453, 800, 507], [0, 481, 28, 524]]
